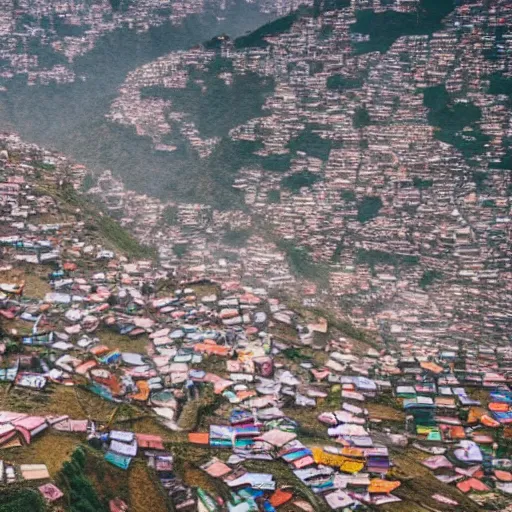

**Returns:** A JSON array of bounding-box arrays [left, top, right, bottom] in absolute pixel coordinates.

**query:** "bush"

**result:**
[[173, 243, 188, 259], [413, 177, 433, 189], [206, 56, 233, 74], [0, 489, 46, 512], [82, 173, 95, 191], [488, 73, 512, 98], [286, 128, 333, 161], [490, 150, 512, 170], [277, 240, 330, 285], [353, 107, 371, 129], [222, 229, 251, 247], [357, 249, 419, 269], [267, 190, 281, 203], [472, 171, 488, 193], [340, 189, 356, 202], [281, 170, 321, 192], [163, 205, 179, 225], [309, 61, 324, 75], [58, 448, 108, 512], [326, 74, 363, 91], [357, 196, 382, 223], [419, 269, 442, 288], [71, 446, 86, 469]]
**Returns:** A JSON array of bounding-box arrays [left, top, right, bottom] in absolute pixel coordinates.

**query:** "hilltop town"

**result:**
[[0, 0, 511, 510], [1, 131, 512, 511], [102, 0, 512, 348], [0, 0, 308, 87]]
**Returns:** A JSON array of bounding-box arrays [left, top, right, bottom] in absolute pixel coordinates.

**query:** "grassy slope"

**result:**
[[38, 183, 157, 260]]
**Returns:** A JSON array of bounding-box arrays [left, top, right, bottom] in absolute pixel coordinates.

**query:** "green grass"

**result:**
[[55, 185, 157, 260], [388, 448, 483, 512], [276, 240, 330, 286], [291, 303, 381, 351], [0, 489, 46, 512], [351, 0, 455, 54], [98, 328, 150, 354], [129, 461, 169, 512], [95, 215, 156, 260]]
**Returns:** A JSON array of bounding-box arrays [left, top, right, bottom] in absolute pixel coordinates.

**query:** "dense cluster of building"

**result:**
[[1, 0, 510, 352], [87, 169, 297, 294], [1, 133, 512, 509], [1, 0, 512, 506], [105, 0, 512, 347], [0, 0, 306, 86]]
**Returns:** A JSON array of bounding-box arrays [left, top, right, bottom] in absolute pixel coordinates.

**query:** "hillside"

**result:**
[[97, 0, 512, 348], [1, 134, 505, 512], [0, 1, 511, 509], [2, 0, 509, 346]]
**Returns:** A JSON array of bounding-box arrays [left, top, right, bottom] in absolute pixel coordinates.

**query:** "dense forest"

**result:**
[[141, 67, 274, 139], [350, 0, 455, 54], [423, 84, 490, 160], [0, 2, 273, 209]]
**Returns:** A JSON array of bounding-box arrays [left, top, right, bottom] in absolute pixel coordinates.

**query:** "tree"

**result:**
[[357, 196, 382, 223], [326, 74, 363, 91], [162, 205, 179, 225], [30, 356, 41, 372], [286, 128, 334, 161], [419, 270, 442, 289], [172, 243, 188, 259], [71, 447, 86, 469], [109, 0, 121, 10], [488, 73, 512, 99], [281, 170, 321, 193], [82, 173, 95, 192], [413, 177, 433, 189], [59, 450, 107, 512], [340, 189, 356, 202], [141, 282, 153, 296], [353, 107, 371, 129], [0, 489, 46, 512], [222, 229, 251, 247], [423, 84, 450, 111], [267, 190, 281, 203], [423, 85, 487, 158], [107, 294, 118, 306], [141, 71, 274, 139], [350, 0, 455, 54], [472, 171, 488, 193], [277, 240, 330, 286], [261, 154, 291, 172]]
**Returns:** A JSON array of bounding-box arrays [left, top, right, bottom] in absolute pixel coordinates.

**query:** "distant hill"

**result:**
[[351, 0, 455, 53], [234, 9, 305, 48], [0, 0, 498, 214]]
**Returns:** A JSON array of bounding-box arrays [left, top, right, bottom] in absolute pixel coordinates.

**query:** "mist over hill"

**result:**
[[1, 0, 470, 207], [2, 1, 512, 345], [0, 0, 275, 204]]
